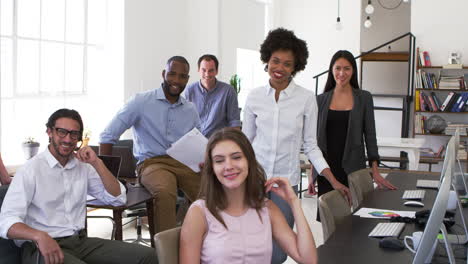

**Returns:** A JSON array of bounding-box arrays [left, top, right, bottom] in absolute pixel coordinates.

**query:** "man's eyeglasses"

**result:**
[[53, 127, 81, 140]]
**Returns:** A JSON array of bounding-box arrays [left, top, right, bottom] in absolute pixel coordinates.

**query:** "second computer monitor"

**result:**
[[412, 147, 455, 264]]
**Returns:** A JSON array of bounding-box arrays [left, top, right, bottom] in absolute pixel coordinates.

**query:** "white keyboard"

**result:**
[[402, 190, 426, 200], [416, 179, 439, 189], [368, 222, 405, 238]]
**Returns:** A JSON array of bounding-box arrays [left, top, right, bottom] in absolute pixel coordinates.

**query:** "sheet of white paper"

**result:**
[[166, 128, 208, 173], [353, 207, 417, 219]]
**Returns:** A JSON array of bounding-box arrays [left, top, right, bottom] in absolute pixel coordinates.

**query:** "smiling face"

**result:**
[[332, 57, 353, 87], [47, 117, 81, 164], [162, 60, 190, 102], [211, 140, 248, 191], [267, 49, 295, 88], [199, 59, 218, 89]]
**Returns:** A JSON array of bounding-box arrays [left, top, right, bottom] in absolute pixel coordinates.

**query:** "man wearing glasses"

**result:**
[[0, 109, 157, 264]]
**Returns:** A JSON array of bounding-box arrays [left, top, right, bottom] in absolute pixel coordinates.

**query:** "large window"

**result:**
[[236, 48, 268, 117], [0, 0, 124, 164]]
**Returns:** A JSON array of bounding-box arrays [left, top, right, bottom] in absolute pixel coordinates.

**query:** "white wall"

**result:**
[[412, 0, 468, 66], [125, 0, 266, 101], [125, 0, 187, 99], [270, 0, 361, 94]]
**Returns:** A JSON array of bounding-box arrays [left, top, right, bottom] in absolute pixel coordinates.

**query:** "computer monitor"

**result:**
[[439, 136, 456, 183], [412, 152, 455, 264], [452, 129, 468, 195]]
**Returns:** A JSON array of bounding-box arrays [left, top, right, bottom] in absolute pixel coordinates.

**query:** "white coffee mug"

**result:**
[[447, 190, 457, 211], [404, 231, 437, 263], [404, 231, 423, 253]]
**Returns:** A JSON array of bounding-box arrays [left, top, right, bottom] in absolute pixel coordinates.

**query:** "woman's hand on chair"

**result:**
[[331, 181, 352, 206], [307, 182, 317, 196], [372, 171, 397, 190]]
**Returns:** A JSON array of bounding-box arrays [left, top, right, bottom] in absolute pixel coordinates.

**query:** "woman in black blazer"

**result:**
[[311, 50, 395, 201]]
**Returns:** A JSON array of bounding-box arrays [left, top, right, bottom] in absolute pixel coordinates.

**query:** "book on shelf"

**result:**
[[420, 147, 436, 158], [414, 113, 426, 134], [426, 92, 438, 111], [416, 70, 439, 89], [440, 92, 455, 111], [445, 93, 460, 112], [418, 48, 424, 67], [436, 145, 445, 158], [423, 51, 432, 67], [445, 123, 468, 136], [420, 146, 445, 159], [419, 92, 433, 111], [458, 143, 467, 159], [443, 64, 463, 69], [460, 92, 468, 112], [430, 92, 441, 110], [438, 73, 464, 89], [415, 90, 420, 111]]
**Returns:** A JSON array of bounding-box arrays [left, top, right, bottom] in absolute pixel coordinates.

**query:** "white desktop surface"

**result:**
[[377, 137, 426, 171]]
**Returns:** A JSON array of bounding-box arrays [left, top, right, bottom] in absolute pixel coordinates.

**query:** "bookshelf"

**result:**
[[412, 58, 468, 168]]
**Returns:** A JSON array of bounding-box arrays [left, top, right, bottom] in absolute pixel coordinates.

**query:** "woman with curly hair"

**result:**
[[179, 128, 317, 264], [313, 50, 396, 200], [242, 28, 350, 263]]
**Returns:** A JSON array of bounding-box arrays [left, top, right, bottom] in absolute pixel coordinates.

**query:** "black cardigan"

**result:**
[[316, 89, 380, 175]]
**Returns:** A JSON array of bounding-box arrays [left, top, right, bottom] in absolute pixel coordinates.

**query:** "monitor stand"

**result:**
[[445, 183, 468, 245], [439, 224, 457, 264]]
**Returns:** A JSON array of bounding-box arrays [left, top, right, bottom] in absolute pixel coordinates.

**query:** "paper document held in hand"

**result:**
[[166, 128, 207, 172]]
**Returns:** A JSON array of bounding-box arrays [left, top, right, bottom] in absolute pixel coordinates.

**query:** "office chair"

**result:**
[[89, 141, 151, 244], [113, 140, 188, 245], [348, 168, 374, 209], [0, 185, 22, 263], [109, 140, 153, 246], [318, 190, 351, 242], [154, 227, 181, 264]]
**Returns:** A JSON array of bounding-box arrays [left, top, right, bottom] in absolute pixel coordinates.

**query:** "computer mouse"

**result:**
[[404, 201, 425, 207], [379, 237, 405, 250]]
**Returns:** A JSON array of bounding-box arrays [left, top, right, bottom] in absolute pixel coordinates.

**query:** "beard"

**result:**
[[162, 79, 184, 97], [51, 137, 75, 159]]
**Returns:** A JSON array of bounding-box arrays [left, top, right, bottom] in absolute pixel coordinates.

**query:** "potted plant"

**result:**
[[229, 74, 241, 95], [230, 74, 242, 114], [22, 137, 40, 160]]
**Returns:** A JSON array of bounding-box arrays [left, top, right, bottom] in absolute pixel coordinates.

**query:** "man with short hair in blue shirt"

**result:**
[[99, 56, 201, 234], [184, 54, 241, 138]]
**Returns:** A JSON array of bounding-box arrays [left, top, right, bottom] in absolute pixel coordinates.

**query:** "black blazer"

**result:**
[[316, 89, 380, 175]]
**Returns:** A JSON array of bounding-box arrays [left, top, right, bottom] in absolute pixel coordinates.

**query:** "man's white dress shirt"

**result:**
[[242, 80, 329, 186], [0, 148, 126, 246]]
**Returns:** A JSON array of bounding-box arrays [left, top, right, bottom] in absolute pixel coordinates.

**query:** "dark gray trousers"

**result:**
[[21, 230, 158, 264], [270, 185, 298, 264]]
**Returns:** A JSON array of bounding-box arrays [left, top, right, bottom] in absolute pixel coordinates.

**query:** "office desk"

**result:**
[[87, 186, 155, 248], [317, 171, 464, 264], [377, 137, 425, 171]]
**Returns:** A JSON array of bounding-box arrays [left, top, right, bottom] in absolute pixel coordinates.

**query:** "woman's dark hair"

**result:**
[[323, 50, 360, 93], [46, 108, 84, 141], [199, 128, 267, 229], [260, 28, 308, 76]]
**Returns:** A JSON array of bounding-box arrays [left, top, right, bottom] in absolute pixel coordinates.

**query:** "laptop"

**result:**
[[98, 155, 122, 178], [86, 155, 122, 202]]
